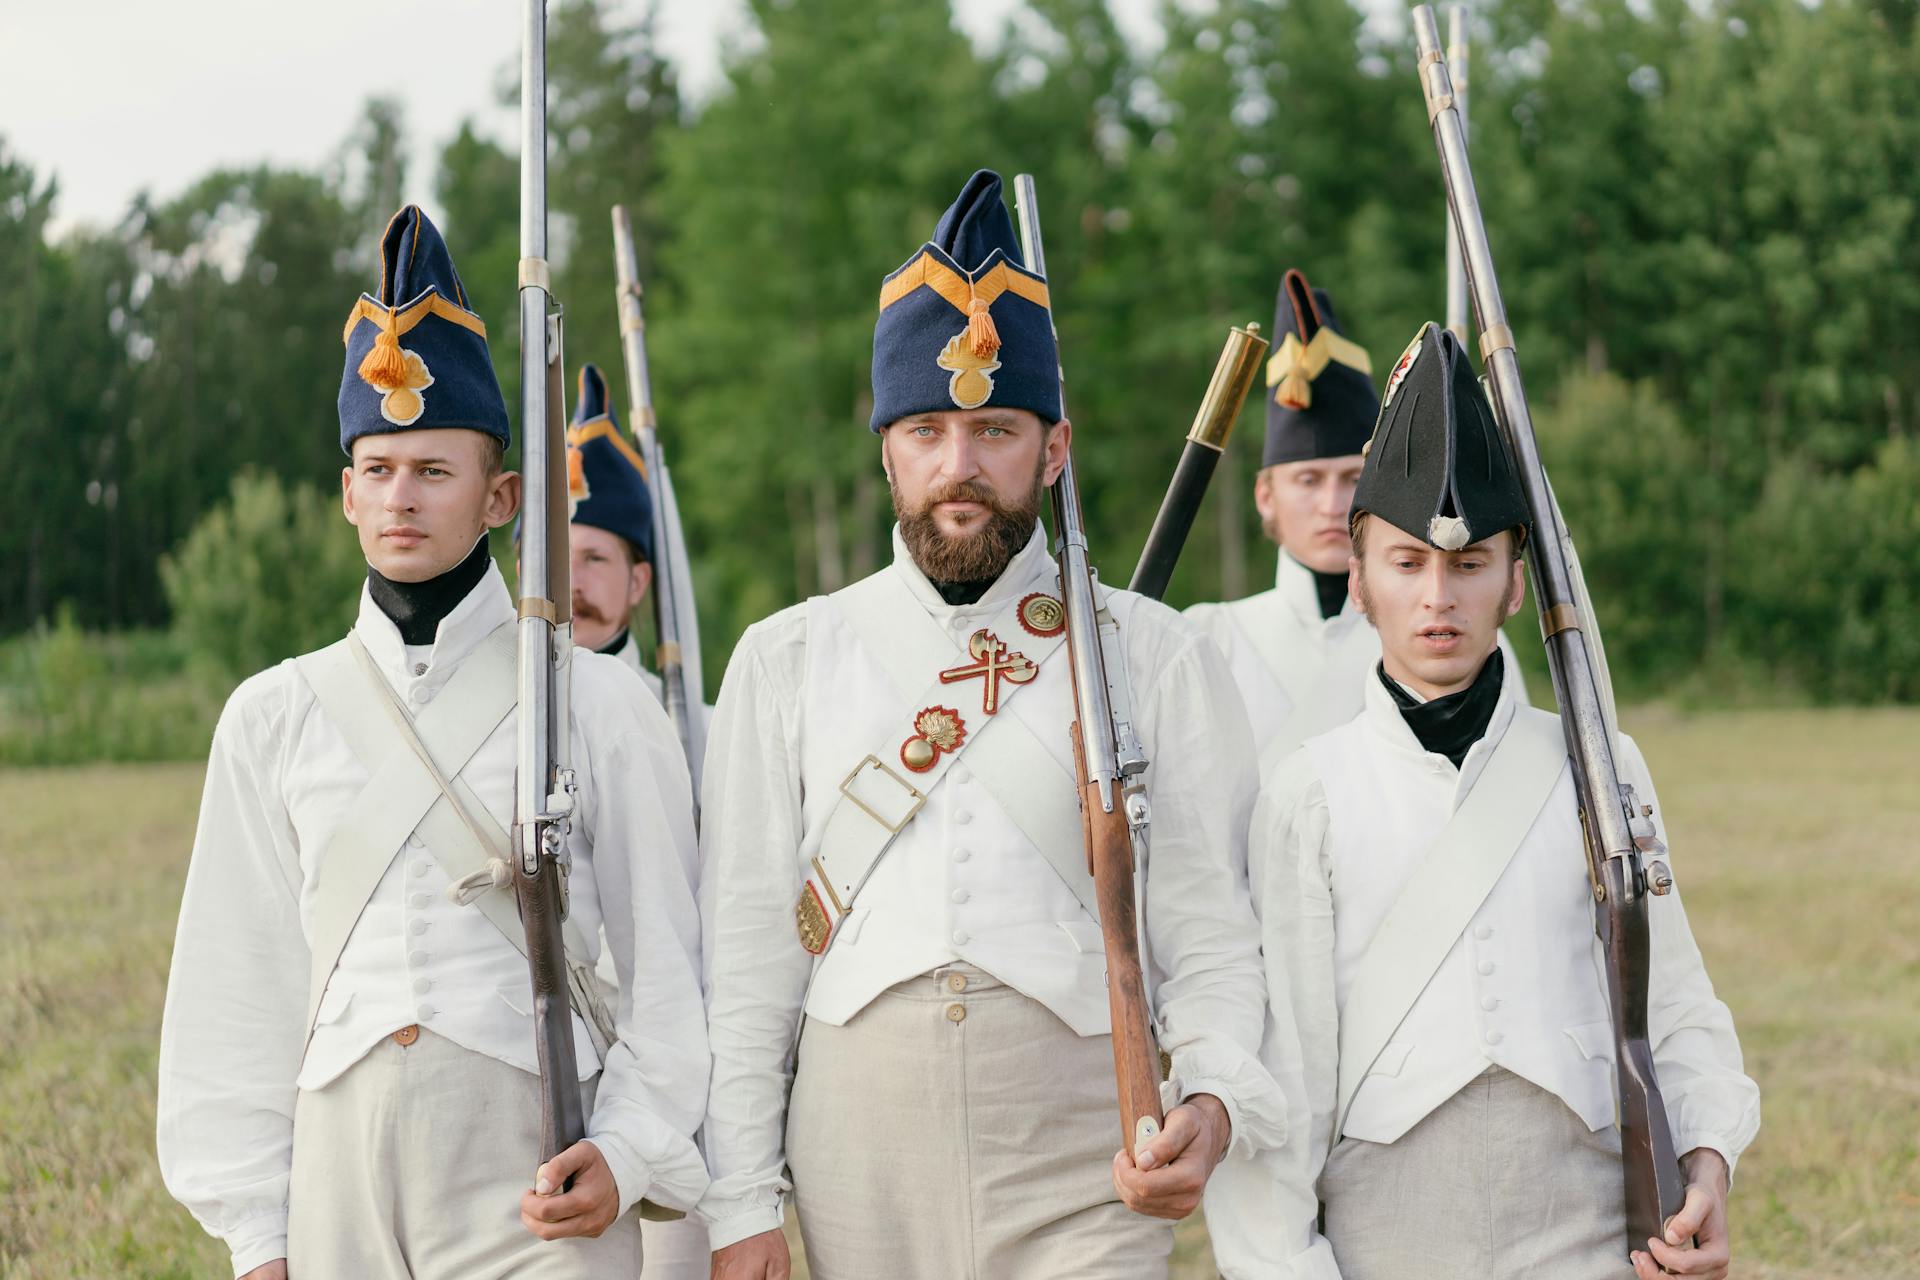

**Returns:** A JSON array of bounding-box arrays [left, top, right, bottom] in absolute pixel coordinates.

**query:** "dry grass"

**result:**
[[3, 708, 1916, 1277]]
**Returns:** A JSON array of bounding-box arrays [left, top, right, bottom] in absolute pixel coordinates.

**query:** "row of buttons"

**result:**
[[405, 835, 436, 1024], [1473, 923, 1500, 1045]]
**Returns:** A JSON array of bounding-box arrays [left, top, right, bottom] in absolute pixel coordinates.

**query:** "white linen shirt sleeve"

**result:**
[[1621, 733, 1762, 1176], [573, 655, 712, 1218], [1232, 753, 1345, 1279], [691, 614, 811, 1250], [1131, 609, 1288, 1157], [156, 669, 309, 1279]]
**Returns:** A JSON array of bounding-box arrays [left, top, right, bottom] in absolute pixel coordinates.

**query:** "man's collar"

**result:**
[[1274, 548, 1358, 626], [355, 557, 513, 676], [888, 521, 1053, 614], [1362, 645, 1518, 773]]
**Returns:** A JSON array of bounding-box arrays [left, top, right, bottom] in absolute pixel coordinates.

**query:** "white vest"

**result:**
[[295, 570, 601, 1091], [794, 535, 1117, 1035], [1308, 673, 1615, 1143]]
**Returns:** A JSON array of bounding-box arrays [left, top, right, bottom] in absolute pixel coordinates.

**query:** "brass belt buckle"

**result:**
[[838, 754, 927, 835]]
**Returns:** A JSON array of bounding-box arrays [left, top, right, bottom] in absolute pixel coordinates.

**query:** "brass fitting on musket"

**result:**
[[1187, 322, 1269, 450]]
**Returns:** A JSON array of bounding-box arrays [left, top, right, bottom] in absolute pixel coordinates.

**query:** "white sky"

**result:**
[[2, 0, 1186, 236]]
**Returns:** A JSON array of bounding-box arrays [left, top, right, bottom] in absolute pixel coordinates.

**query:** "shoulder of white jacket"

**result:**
[[213, 658, 308, 745], [721, 600, 811, 677], [572, 648, 678, 745]]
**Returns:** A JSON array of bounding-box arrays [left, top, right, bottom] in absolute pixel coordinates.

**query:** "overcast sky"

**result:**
[[2, 0, 1186, 236]]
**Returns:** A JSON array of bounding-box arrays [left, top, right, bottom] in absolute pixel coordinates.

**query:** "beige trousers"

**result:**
[[1321, 1066, 1635, 1280], [786, 964, 1173, 1280], [287, 1028, 643, 1279], [639, 1216, 711, 1279]]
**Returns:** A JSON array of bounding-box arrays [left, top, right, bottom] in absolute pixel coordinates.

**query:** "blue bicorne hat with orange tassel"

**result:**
[[338, 205, 509, 453], [564, 364, 655, 564], [869, 170, 1060, 432]]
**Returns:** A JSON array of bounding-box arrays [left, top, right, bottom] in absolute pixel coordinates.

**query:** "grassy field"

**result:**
[[3, 708, 1917, 1278]]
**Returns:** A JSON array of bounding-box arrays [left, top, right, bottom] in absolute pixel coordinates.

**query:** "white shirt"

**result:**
[[1186, 550, 1527, 771], [1209, 666, 1761, 1278], [695, 526, 1283, 1250], [156, 562, 709, 1277], [608, 630, 666, 705]]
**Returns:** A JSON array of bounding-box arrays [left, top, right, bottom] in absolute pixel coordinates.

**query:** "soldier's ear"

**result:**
[[1042, 417, 1072, 486]]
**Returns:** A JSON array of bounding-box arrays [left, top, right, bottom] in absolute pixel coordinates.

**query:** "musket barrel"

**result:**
[[515, 0, 586, 1172], [1011, 174, 1120, 795], [1411, 5, 1685, 1247], [1444, 5, 1471, 343], [609, 203, 702, 801], [1128, 322, 1269, 600]]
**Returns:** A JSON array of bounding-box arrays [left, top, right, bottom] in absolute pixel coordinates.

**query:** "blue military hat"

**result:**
[[1262, 268, 1379, 467], [869, 169, 1061, 431], [338, 205, 509, 453], [565, 363, 655, 565]]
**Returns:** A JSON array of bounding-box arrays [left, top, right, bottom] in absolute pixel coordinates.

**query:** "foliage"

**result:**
[[3, 0, 1915, 708], [0, 614, 221, 765], [158, 472, 365, 684]]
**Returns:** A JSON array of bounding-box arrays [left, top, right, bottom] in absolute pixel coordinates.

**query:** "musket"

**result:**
[[1128, 322, 1269, 601], [1412, 7, 1686, 1255], [513, 0, 586, 1179], [610, 204, 707, 805], [1011, 173, 1164, 1158], [1444, 5, 1471, 346]]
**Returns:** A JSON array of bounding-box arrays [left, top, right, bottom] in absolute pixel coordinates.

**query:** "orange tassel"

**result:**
[[358, 317, 409, 391], [966, 296, 1000, 360], [1276, 371, 1312, 410]]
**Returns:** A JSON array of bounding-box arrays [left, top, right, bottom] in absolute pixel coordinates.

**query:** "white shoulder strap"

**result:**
[[801, 569, 1089, 952], [295, 624, 614, 1058], [1331, 709, 1568, 1131]]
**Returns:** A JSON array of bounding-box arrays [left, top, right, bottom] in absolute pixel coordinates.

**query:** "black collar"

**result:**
[[1380, 648, 1505, 768], [596, 627, 632, 657], [367, 537, 492, 647], [1310, 568, 1349, 620], [931, 577, 997, 607]]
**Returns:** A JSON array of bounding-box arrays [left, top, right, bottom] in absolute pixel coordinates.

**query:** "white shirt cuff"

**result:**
[[225, 1211, 288, 1279], [700, 1203, 785, 1252]]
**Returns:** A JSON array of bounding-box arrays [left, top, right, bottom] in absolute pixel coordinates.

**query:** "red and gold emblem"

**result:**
[[1017, 592, 1065, 638], [796, 882, 832, 954], [900, 705, 967, 773], [939, 629, 1037, 714]]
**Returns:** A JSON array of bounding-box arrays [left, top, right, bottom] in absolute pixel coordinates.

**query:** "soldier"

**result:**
[[156, 206, 709, 1280], [1184, 269, 1522, 779], [563, 363, 664, 697], [697, 170, 1282, 1280], [558, 369, 711, 1280], [1239, 323, 1759, 1279]]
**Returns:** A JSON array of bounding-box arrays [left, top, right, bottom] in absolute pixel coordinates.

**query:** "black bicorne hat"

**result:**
[[1262, 268, 1378, 467], [1351, 322, 1531, 550]]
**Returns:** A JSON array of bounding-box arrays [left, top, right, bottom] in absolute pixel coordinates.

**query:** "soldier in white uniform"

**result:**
[[698, 170, 1282, 1280], [564, 363, 663, 700], [1235, 323, 1759, 1279], [156, 206, 709, 1280], [1185, 269, 1521, 780]]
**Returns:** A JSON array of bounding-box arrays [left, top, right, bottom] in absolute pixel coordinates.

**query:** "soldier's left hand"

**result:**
[[521, 1139, 621, 1241], [1110, 1093, 1232, 1220], [1631, 1148, 1732, 1279]]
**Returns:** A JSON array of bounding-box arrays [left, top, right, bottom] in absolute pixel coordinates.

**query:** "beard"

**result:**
[[893, 456, 1047, 585]]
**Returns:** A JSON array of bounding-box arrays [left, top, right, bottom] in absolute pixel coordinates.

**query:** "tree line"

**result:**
[[4, 0, 1915, 705]]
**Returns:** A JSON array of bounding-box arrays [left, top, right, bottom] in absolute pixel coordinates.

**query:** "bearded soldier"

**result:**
[[156, 206, 709, 1280], [1240, 324, 1759, 1280], [563, 363, 664, 698], [696, 170, 1282, 1280], [1185, 270, 1522, 778], [558, 367, 711, 1280]]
